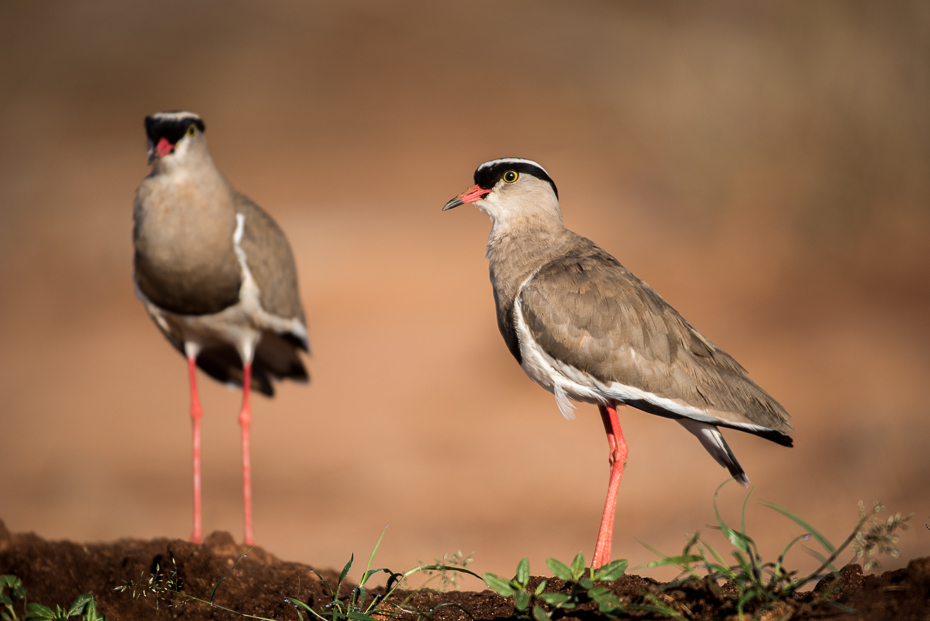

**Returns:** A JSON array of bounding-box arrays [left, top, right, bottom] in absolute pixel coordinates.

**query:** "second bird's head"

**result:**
[[144, 111, 207, 169], [443, 158, 561, 225]]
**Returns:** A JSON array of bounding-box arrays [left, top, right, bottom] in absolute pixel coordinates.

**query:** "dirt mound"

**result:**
[[1, 520, 927, 621]]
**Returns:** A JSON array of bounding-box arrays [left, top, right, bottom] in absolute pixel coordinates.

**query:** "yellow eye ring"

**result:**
[[186, 124, 197, 138], [503, 170, 519, 183]]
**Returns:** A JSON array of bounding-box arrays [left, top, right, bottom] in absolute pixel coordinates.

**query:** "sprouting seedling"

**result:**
[[2, 575, 106, 621], [483, 554, 665, 621]]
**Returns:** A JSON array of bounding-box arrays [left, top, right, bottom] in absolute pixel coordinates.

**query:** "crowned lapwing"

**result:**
[[133, 111, 309, 545], [443, 158, 792, 568]]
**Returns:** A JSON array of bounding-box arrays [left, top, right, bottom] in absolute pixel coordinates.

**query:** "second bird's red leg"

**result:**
[[592, 403, 628, 568], [187, 354, 204, 544], [239, 363, 254, 546]]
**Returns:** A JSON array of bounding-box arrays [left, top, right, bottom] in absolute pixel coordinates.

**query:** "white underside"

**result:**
[[136, 213, 308, 365]]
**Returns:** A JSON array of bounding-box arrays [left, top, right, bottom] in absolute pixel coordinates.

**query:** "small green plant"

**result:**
[[116, 555, 194, 612], [287, 530, 482, 621], [639, 481, 912, 619], [1, 575, 105, 621], [483, 554, 661, 620]]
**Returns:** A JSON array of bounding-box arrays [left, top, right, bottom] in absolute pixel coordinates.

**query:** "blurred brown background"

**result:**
[[1, 0, 928, 586]]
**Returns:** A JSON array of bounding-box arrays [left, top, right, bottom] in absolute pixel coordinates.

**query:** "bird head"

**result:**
[[443, 158, 561, 227], [144, 111, 207, 168]]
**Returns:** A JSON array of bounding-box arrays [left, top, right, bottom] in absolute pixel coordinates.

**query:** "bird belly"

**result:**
[[136, 213, 308, 361], [137, 283, 263, 363]]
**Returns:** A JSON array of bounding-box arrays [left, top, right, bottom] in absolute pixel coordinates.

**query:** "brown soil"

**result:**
[[2, 521, 927, 621]]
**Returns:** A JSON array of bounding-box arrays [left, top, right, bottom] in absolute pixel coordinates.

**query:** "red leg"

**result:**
[[592, 404, 628, 568], [187, 354, 204, 544], [239, 363, 254, 546]]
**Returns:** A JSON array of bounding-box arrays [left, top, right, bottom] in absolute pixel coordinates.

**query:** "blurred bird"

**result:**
[[443, 158, 792, 568], [133, 111, 309, 545]]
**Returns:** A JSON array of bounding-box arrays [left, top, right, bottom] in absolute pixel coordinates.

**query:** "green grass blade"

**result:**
[[736, 589, 757, 614], [361, 529, 387, 586], [741, 487, 754, 535], [635, 537, 669, 559], [760, 501, 836, 554], [730, 529, 758, 552], [339, 555, 354, 585], [698, 550, 736, 579], [779, 533, 809, 561], [287, 598, 314, 613], [408, 564, 484, 582], [210, 551, 251, 604], [359, 568, 389, 584], [287, 596, 330, 621], [730, 549, 754, 581], [426, 603, 475, 621], [638, 554, 703, 570], [713, 481, 747, 553], [635, 534, 702, 573], [801, 546, 837, 574], [311, 570, 335, 599], [697, 536, 727, 569]]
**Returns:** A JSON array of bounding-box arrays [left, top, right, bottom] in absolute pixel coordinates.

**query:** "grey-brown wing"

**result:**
[[234, 193, 307, 332], [518, 242, 792, 438]]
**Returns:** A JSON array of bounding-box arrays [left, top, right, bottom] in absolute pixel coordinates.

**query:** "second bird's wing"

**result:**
[[517, 239, 792, 443]]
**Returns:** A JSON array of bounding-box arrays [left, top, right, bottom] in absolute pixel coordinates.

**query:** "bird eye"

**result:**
[[186, 124, 197, 138], [503, 171, 519, 183]]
